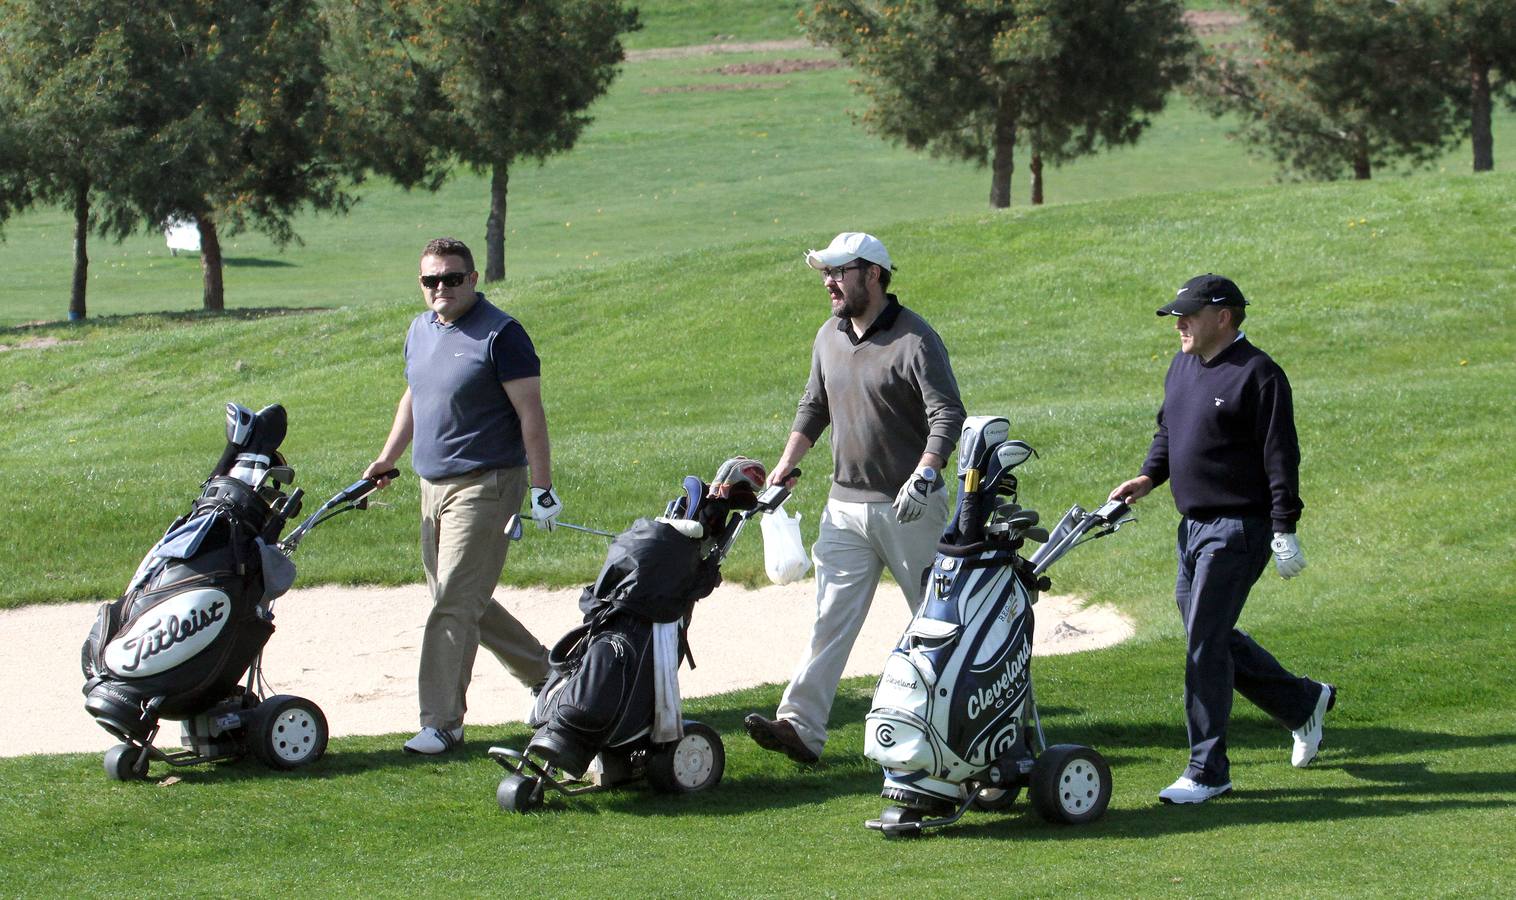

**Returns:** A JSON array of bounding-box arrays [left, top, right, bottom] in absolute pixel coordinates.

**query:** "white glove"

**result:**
[[530, 486, 561, 531], [1271, 532, 1306, 579], [893, 465, 938, 523]]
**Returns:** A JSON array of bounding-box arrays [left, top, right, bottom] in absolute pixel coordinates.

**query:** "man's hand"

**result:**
[[1109, 475, 1155, 504], [363, 460, 399, 488], [530, 486, 562, 531], [893, 465, 937, 523], [1271, 532, 1306, 579]]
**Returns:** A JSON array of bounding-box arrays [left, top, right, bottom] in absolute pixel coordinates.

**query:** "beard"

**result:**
[[832, 288, 869, 319]]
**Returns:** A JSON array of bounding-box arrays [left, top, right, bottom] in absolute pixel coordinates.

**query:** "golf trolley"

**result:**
[[80, 402, 393, 781], [489, 463, 794, 812], [862, 416, 1134, 837]]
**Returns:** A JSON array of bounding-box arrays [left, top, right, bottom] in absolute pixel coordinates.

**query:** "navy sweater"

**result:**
[[1139, 337, 1303, 532]]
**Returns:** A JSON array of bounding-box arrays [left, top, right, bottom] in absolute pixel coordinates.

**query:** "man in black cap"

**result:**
[[1109, 274, 1335, 804]]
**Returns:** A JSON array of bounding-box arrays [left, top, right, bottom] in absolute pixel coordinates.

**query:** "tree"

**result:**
[[1190, 0, 1461, 181], [1410, 0, 1516, 172], [801, 0, 1195, 209], [0, 2, 166, 319], [0, 0, 361, 316], [369, 0, 640, 281], [132, 0, 358, 311]]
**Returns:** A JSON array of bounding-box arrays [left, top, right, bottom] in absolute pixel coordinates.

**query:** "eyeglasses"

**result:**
[[821, 263, 869, 282], [419, 271, 470, 289]]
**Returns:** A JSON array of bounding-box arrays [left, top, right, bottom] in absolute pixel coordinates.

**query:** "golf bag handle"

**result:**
[[280, 469, 399, 554]]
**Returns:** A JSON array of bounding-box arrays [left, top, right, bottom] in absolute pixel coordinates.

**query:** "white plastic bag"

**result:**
[[760, 502, 811, 585]]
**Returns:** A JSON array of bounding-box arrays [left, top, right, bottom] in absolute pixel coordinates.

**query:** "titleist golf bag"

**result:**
[[862, 415, 1132, 836], [80, 402, 390, 780], [491, 459, 791, 810]]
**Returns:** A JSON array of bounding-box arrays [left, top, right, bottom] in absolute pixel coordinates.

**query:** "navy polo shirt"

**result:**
[[404, 295, 540, 480]]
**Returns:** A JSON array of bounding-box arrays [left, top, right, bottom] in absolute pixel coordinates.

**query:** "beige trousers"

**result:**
[[776, 490, 950, 754], [417, 467, 549, 731]]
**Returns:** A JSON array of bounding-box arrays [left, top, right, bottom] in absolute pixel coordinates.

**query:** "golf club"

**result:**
[[503, 515, 615, 539]]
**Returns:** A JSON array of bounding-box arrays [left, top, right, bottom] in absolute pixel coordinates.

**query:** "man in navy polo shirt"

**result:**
[[365, 237, 562, 755], [1109, 273, 1335, 804]]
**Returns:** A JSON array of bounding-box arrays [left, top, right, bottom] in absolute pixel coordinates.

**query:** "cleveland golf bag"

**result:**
[[80, 402, 392, 780], [490, 459, 792, 811], [862, 415, 1133, 837]]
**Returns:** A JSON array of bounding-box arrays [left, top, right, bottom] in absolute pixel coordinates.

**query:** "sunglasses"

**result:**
[[419, 271, 470, 289]]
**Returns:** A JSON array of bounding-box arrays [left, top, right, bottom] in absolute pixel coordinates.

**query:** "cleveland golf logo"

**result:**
[[105, 589, 230, 676], [965, 640, 1032, 720]]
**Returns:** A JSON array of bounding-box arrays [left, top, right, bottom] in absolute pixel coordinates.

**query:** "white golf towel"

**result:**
[[651, 620, 684, 743]]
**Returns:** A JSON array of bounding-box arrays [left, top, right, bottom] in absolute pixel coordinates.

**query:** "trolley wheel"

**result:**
[[1029, 744, 1111, 825], [497, 774, 544, 812], [104, 743, 148, 781], [249, 694, 328, 770], [970, 784, 1022, 812], [878, 805, 925, 839], [646, 722, 725, 794]]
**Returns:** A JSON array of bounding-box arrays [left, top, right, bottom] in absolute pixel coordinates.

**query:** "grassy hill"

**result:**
[[2, 12, 1509, 327]]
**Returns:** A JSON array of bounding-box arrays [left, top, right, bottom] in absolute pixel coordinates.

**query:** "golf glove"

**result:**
[[1271, 532, 1306, 579], [893, 465, 937, 523], [530, 486, 561, 531]]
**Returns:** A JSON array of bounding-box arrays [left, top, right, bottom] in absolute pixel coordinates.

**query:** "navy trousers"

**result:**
[[1176, 515, 1320, 785]]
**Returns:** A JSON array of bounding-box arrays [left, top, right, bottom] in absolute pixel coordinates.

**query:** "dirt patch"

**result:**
[[711, 59, 840, 76], [0, 336, 81, 352], [643, 81, 790, 95], [1183, 10, 1246, 34], [3, 581, 1133, 757], [626, 39, 812, 62]]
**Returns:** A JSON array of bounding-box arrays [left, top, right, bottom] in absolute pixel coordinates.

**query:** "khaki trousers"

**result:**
[[417, 467, 549, 731], [776, 490, 950, 754]]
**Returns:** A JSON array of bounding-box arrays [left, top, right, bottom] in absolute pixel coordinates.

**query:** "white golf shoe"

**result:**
[[1291, 683, 1337, 767], [404, 726, 464, 755], [1158, 776, 1233, 804]]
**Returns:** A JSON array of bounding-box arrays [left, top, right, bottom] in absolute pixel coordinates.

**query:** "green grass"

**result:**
[[2, 37, 1509, 327], [1, 130, 1512, 900], [2, 173, 1511, 609], [1, 5, 1514, 892]]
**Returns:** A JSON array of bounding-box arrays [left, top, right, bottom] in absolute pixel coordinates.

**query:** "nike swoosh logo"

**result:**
[[453, 352, 465, 357]]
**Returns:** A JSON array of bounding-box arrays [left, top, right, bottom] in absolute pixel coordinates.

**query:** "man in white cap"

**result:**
[[743, 232, 965, 763], [1109, 273, 1334, 804]]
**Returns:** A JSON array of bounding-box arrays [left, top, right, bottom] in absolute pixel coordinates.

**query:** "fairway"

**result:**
[[1, 3, 1514, 896]]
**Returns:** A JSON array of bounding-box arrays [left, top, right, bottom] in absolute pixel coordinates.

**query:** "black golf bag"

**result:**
[[863, 416, 1132, 836], [526, 476, 740, 778], [79, 402, 389, 780], [492, 461, 791, 811]]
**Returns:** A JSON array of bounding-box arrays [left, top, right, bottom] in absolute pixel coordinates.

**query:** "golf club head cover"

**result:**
[[1271, 532, 1306, 579], [712, 457, 766, 494], [531, 486, 561, 530]]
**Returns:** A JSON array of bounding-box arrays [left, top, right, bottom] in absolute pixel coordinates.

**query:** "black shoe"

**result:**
[[743, 713, 819, 764]]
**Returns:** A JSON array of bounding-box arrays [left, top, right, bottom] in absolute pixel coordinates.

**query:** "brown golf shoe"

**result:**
[[743, 713, 819, 764]]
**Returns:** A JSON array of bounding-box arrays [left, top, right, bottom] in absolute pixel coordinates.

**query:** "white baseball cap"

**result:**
[[805, 232, 893, 272]]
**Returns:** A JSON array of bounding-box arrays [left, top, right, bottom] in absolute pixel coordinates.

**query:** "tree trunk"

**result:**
[[69, 181, 89, 321], [485, 166, 508, 282], [1471, 46, 1493, 172], [1030, 151, 1044, 206], [1351, 134, 1372, 180], [989, 90, 1017, 209], [198, 215, 225, 311]]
